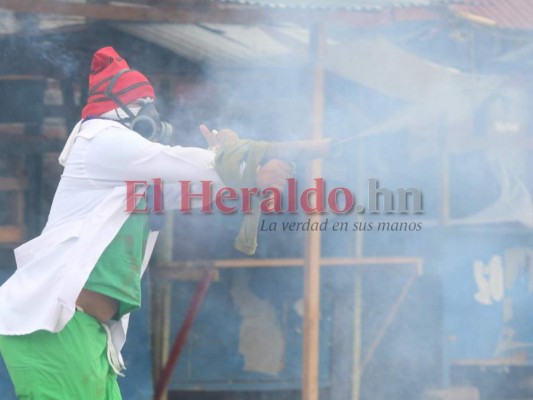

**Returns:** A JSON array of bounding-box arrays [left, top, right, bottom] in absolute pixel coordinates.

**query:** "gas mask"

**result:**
[[104, 69, 173, 145], [129, 102, 173, 145]]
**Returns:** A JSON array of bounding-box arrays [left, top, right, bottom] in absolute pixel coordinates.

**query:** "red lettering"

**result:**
[[328, 187, 355, 213], [241, 187, 259, 213], [300, 178, 325, 213], [287, 178, 297, 213], [152, 178, 164, 213], [216, 187, 238, 213], [125, 180, 149, 213], [260, 188, 283, 213], [180, 181, 212, 213]]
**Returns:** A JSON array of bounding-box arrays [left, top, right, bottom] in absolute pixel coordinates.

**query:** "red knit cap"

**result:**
[[81, 47, 155, 119]]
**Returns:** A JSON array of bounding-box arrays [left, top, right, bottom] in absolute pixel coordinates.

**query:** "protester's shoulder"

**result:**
[[80, 119, 136, 140], [80, 120, 154, 154]]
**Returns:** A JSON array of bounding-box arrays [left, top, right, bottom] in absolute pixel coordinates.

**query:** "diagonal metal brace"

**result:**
[[154, 268, 216, 400]]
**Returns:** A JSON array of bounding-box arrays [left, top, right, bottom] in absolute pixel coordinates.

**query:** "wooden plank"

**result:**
[[0, 225, 23, 243], [0, 0, 440, 25], [151, 279, 163, 386], [302, 22, 325, 400], [158, 267, 220, 281], [151, 280, 172, 400], [160, 256, 424, 270], [0, 135, 64, 154], [0, 177, 27, 191], [113, 0, 212, 9], [0, 75, 46, 81], [0, 0, 318, 24], [351, 132, 366, 400], [351, 274, 362, 400], [0, 125, 26, 135], [0, 0, 192, 22]]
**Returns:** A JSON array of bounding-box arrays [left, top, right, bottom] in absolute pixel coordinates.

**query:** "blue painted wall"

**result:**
[[168, 268, 333, 391]]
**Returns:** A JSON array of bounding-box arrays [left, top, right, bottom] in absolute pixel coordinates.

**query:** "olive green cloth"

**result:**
[[0, 311, 122, 400], [214, 139, 271, 255]]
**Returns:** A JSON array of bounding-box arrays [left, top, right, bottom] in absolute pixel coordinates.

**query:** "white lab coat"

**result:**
[[0, 119, 221, 364]]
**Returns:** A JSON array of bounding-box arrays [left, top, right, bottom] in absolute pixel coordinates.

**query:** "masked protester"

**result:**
[[0, 47, 292, 399]]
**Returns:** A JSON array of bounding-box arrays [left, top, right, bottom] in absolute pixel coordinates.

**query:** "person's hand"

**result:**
[[256, 159, 293, 191], [199, 124, 239, 148]]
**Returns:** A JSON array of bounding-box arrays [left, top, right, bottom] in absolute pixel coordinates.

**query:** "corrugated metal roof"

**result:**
[[116, 0, 461, 67], [116, 0, 455, 67], [118, 23, 302, 66], [453, 0, 533, 30], [215, 0, 469, 11]]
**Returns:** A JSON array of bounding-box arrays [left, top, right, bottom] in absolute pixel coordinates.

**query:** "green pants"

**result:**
[[0, 310, 122, 400]]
